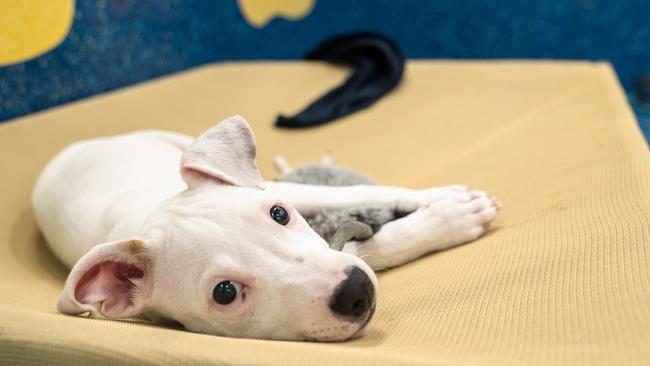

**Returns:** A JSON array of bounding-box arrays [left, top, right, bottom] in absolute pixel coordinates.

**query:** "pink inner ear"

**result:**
[[75, 261, 144, 316]]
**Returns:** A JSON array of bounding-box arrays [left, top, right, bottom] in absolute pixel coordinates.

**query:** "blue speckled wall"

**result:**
[[1, 0, 650, 136]]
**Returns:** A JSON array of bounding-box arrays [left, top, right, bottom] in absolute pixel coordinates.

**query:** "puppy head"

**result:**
[[58, 116, 378, 341]]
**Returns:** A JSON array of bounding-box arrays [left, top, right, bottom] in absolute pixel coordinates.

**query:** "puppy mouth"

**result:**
[[350, 303, 376, 339], [303, 303, 376, 342]]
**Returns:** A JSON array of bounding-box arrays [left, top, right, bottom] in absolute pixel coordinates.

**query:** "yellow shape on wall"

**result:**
[[0, 0, 75, 66], [238, 0, 314, 28]]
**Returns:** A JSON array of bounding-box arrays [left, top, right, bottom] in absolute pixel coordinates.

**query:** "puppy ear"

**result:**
[[58, 239, 153, 319], [181, 115, 264, 189]]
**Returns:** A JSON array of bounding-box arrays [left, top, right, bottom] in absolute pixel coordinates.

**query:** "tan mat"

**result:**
[[1, 61, 649, 365]]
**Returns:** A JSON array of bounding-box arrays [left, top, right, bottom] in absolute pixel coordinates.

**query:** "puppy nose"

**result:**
[[329, 266, 375, 319]]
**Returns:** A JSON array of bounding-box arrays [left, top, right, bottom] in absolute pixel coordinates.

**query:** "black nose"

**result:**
[[329, 266, 375, 320]]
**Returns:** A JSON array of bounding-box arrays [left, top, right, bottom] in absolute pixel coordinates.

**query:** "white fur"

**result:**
[[32, 116, 498, 341]]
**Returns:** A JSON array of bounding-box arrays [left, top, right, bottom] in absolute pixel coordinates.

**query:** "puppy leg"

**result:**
[[265, 182, 469, 214], [342, 190, 500, 270]]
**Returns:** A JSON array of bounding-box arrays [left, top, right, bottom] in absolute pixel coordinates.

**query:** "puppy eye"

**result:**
[[270, 205, 290, 225], [213, 281, 240, 305]]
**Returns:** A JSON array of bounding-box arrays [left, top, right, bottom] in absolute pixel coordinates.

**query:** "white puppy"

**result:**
[[32, 116, 498, 341]]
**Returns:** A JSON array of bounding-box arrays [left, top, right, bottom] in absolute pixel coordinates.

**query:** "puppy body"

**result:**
[[34, 130, 192, 267], [33, 116, 499, 341]]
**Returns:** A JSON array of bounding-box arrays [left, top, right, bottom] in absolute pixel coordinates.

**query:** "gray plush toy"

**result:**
[[274, 155, 417, 251]]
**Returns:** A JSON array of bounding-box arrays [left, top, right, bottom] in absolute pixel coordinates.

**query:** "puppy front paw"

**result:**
[[409, 189, 500, 250], [415, 185, 469, 207]]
